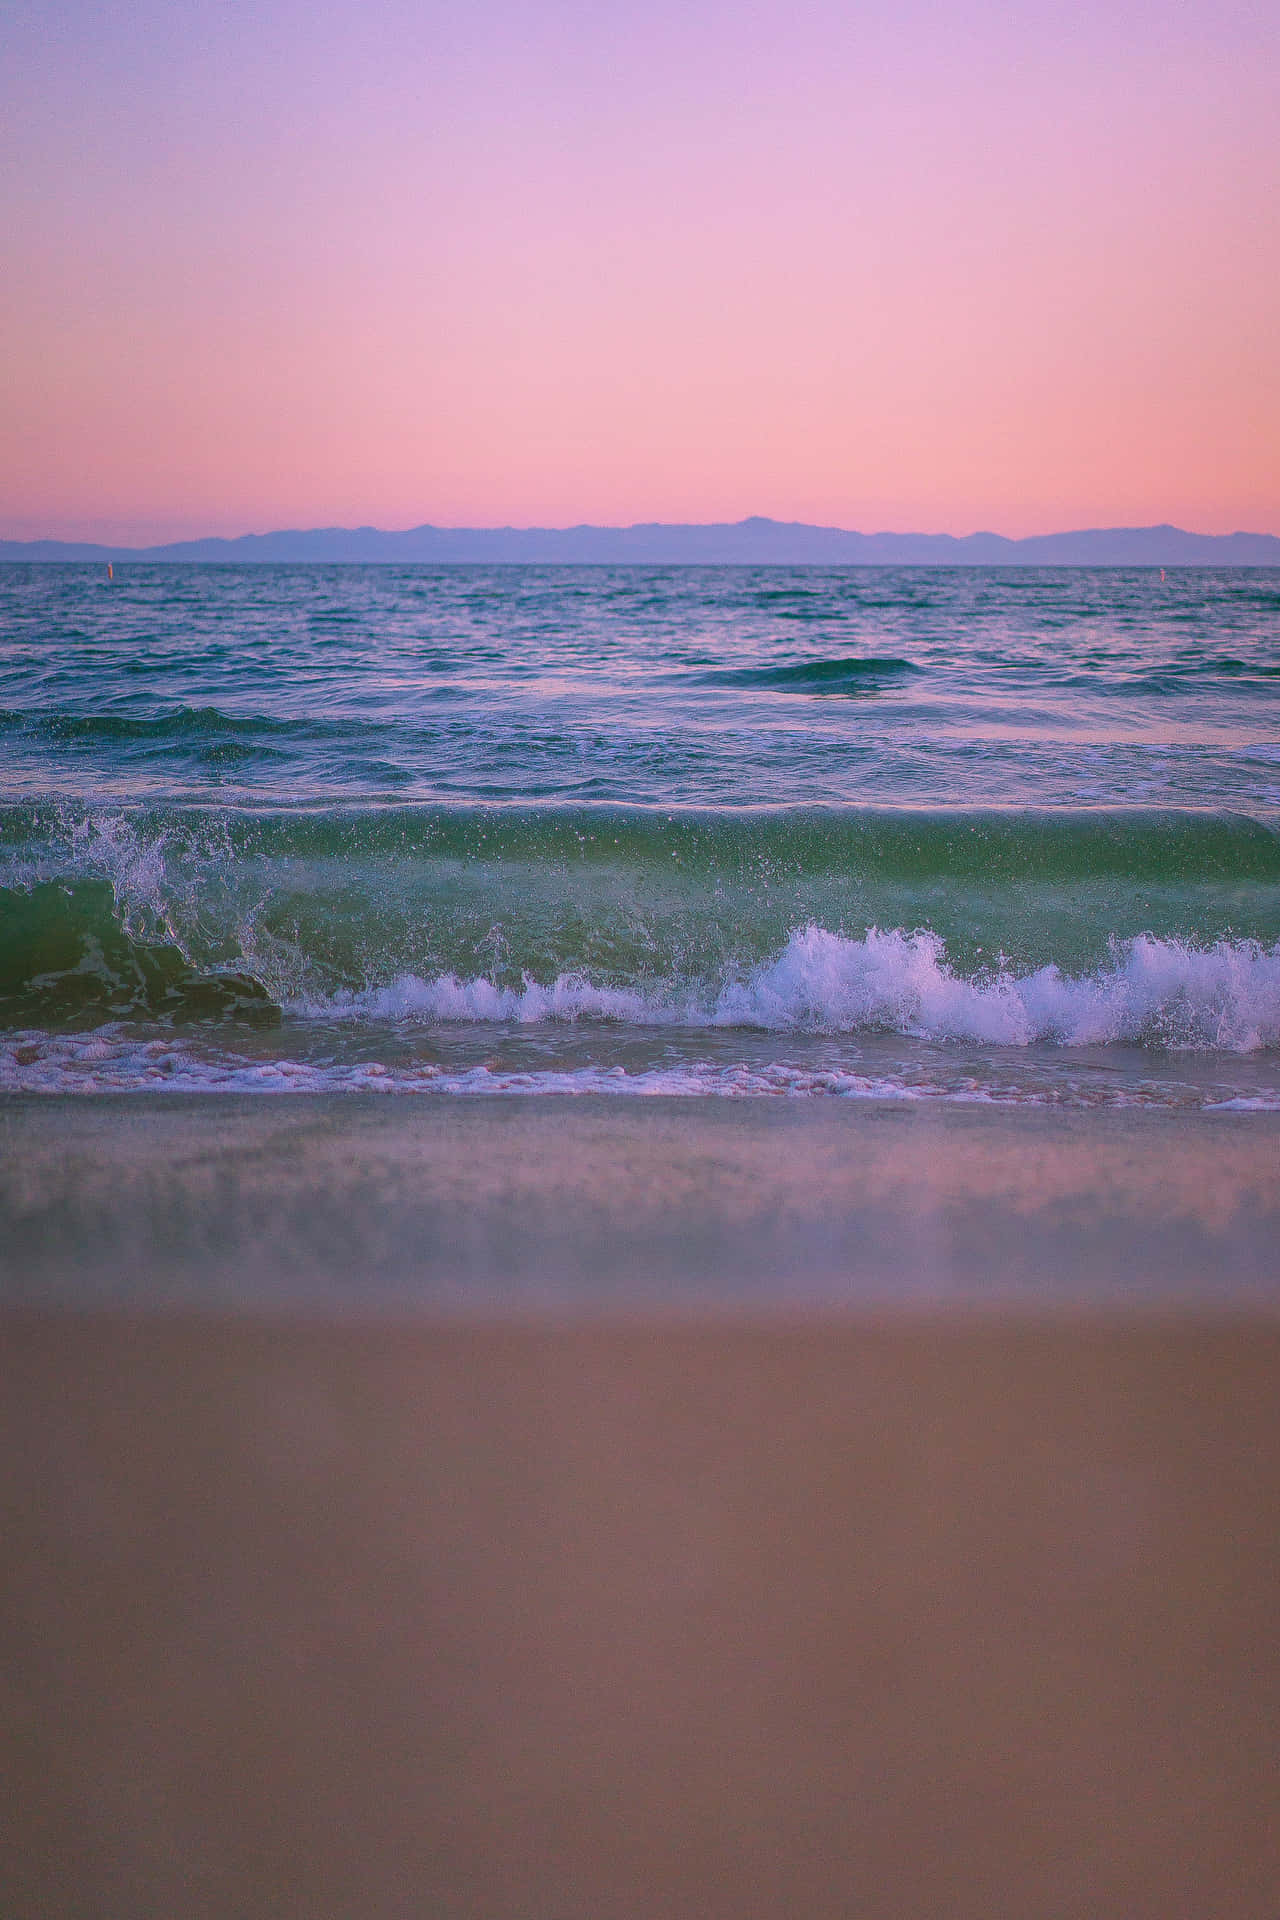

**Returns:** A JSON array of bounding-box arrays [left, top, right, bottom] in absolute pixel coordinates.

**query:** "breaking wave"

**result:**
[[2, 803, 1278, 1051], [304, 925, 1280, 1052]]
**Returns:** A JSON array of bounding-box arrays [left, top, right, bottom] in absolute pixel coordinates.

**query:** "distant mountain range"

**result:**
[[3, 517, 1279, 566]]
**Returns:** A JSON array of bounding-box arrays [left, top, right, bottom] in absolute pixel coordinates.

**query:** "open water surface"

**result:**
[[2, 563, 1278, 1108]]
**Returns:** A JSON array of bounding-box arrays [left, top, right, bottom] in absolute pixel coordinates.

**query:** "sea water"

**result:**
[[2, 563, 1278, 1110]]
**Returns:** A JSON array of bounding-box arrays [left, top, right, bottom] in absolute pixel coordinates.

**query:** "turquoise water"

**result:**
[[2, 563, 1278, 1106]]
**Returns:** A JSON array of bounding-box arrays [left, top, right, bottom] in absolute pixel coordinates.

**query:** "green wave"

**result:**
[[0, 881, 278, 1023], [8, 798, 1274, 873], [693, 656, 920, 690], [1, 803, 1277, 1026], [3, 705, 333, 742]]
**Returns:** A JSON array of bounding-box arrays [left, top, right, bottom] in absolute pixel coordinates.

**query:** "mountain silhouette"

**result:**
[[4, 517, 1278, 565]]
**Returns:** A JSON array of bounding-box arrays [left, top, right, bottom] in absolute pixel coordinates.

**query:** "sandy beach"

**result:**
[[4, 1311, 1280, 1918], [3, 1095, 1280, 1914]]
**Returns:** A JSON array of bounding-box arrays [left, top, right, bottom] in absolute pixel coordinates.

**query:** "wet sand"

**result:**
[[3, 1095, 1279, 1914], [2, 1093, 1278, 1307]]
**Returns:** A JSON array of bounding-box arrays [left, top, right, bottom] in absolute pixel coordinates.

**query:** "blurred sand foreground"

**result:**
[[2, 1096, 1279, 1916]]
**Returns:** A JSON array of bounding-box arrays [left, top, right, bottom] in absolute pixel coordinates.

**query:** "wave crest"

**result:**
[[304, 926, 1280, 1052]]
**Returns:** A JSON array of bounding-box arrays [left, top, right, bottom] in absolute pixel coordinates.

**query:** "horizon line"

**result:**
[[5, 514, 1280, 549]]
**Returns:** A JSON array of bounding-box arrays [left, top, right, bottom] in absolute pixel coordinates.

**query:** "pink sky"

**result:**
[[3, 0, 1277, 544]]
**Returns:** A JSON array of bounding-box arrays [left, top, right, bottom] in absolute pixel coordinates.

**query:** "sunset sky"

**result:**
[[3, 0, 1277, 544]]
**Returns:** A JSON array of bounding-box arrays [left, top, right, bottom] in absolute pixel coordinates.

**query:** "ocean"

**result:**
[[2, 562, 1278, 1112]]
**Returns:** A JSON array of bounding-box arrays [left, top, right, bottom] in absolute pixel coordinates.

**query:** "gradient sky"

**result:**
[[3, 0, 1277, 542]]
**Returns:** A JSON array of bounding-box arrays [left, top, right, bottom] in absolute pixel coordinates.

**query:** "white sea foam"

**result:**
[[296, 926, 1280, 1053], [3, 1025, 1276, 1107], [0, 1030, 947, 1100], [0, 1029, 1215, 1107]]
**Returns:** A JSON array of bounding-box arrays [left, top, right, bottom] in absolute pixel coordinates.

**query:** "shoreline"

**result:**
[[3, 1092, 1278, 1311]]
